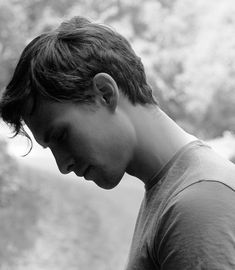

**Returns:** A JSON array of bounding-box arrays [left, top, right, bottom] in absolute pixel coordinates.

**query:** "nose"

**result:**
[[50, 147, 74, 174]]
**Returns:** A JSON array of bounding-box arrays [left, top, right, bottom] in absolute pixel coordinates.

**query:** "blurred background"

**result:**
[[0, 0, 235, 269]]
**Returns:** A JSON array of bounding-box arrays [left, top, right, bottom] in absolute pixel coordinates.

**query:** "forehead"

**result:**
[[24, 99, 73, 143]]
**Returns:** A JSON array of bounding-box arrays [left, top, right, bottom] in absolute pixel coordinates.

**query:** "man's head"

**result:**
[[0, 16, 157, 188]]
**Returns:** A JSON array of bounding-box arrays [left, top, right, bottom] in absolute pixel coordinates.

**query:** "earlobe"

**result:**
[[93, 73, 119, 111]]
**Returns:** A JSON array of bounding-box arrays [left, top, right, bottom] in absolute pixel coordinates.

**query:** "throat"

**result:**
[[126, 108, 197, 184]]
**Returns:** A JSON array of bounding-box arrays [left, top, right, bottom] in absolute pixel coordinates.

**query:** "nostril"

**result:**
[[67, 164, 74, 173]]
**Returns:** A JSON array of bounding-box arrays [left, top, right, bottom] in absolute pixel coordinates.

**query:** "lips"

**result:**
[[84, 166, 92, 179], [74, 165, 90, 177]]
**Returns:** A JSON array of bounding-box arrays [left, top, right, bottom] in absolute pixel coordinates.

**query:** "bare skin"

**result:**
[[24, 73, 196, 189]]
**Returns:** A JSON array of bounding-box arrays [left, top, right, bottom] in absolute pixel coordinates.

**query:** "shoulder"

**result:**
[[162, 180, 235, 227], [156, 180, 235, 247], [174, 180, 235, 211], [154, 181, 235, 268]]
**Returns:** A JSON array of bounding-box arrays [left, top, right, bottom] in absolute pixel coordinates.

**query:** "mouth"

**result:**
[[74, 165, 90, 178], [84, 166, 92, 179]]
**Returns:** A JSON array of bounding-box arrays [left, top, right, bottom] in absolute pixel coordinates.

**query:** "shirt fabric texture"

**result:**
[[125, 140, 235, 270]]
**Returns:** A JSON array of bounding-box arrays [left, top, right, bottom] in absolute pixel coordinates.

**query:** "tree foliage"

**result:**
[[0, 139, 19, 206], [0, 0, 235, 139]]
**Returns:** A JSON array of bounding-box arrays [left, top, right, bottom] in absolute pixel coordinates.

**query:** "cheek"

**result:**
[[101, 132, 133, 163], [67, 131, 102, 166], [68, 122, 134, 167], [66, 133, 89, 160]]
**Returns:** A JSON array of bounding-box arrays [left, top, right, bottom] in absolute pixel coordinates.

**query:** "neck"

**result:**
[[125, 105, 196, 185]]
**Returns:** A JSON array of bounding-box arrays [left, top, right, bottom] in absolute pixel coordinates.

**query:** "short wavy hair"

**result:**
[[0, 16, 157, 138]]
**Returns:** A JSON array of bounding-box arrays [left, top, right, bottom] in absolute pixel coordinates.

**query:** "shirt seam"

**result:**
[[172, 179, 235, 199], [153, 178, 235, 266]]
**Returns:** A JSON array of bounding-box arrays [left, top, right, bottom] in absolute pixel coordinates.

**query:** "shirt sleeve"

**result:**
[[154, 180, 235, 270]]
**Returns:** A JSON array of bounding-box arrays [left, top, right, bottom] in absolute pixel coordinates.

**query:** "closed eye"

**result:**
[[53, 129, 67, 144], [42, 126, 68, 148]]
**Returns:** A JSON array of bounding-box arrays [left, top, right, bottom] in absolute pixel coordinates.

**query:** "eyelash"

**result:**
[[54, 130, 67, 143]]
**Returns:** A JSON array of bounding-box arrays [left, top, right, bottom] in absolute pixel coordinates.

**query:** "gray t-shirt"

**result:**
[[125, 140, 235, 270]]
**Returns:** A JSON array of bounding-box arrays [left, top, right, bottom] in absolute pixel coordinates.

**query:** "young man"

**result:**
[[1, 16, 235, 269]]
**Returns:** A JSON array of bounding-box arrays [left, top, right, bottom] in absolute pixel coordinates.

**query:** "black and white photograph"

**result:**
[[0, 0, 235, 269]]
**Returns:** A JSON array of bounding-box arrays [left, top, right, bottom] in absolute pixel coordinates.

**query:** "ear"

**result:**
[[93, 73, 119, 112]]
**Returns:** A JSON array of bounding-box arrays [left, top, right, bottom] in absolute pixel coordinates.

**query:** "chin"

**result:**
[[85, 165, 125, 189], [99, 182, 119, 190], [94, 171, 124, 190]]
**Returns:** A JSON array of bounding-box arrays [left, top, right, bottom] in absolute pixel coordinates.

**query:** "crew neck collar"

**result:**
[[145, 140, 203, 191]]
